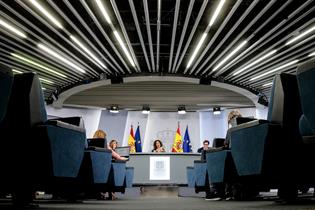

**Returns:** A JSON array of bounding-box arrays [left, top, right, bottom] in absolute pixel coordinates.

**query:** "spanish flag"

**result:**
[[171, 123, 183, 153], [128, 125, 136, 153]]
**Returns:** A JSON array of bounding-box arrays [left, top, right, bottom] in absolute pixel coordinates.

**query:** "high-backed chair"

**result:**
[[0, 66, 14, 193], [296, 58, 315, 184], [0, 66, 13, 128], [2, 73, 86, 195], [229, 73, 302, 199], [297, 58, 315, 142]]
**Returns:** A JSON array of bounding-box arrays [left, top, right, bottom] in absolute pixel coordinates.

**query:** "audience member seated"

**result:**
[[152, 139, 165, 152], [93, 130, 128, 161], [197, 140, 210, 161]]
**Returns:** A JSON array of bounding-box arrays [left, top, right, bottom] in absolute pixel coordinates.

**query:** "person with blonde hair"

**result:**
[[93, 130, 127, 161]]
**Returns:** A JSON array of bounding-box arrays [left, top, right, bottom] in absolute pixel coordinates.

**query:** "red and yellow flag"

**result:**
[[171, 125, 183, 153], [128, 125, 136, 153]]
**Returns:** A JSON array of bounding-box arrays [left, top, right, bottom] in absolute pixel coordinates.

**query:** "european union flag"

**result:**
[[183, 125, 192, 152], [135, 125, 142, 152]]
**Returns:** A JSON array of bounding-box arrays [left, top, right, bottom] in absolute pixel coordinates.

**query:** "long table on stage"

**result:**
[[126, 153, 201, 185]]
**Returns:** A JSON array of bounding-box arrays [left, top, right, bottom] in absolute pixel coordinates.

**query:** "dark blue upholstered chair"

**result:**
[[193, 160, 209, 192], [186, 166, 195, 188], [229, 73, 302, 197], [79, 148, 112, 189], [108, 160, 127, 193], [0, 66, 14, 192], [2, 73, 86, 192], [125, 167, 134, 188], [296, 58, 315, 183], [297, 58, 315, 141], [0, 65, 13, 127]]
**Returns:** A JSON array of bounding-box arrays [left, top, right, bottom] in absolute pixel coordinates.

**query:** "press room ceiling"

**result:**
[[0, 0, 314, 110]]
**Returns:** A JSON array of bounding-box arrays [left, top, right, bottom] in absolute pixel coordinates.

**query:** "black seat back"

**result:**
[[4, 73, 47, 129], [0, 66, 13, 126]]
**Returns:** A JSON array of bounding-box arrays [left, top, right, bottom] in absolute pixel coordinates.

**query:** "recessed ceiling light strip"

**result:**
[[0, 35, 76, 82], [171, 0, 195, 73], [232, 35, 315, 83], [192, 0, 258, 76], [176, 0, 208, 74], [213, 1, 293, 77], [129, 0, 151, 72], [81, 0, 130, 74], [204, 0, 275, 75], [189, 0, 242, 75], [110, 0, 140, 72], [0, 18, 27, 38], [232, 50, 278, 76], [285, 25, 315, 45], [29, 0, 63, 29], [16, 1, 98, 76], [218, 4, 315, 77], [11, 52, 67, 78], [211, 40, 248, 72], [64, 0, 123, 74], [250, 60, 299, 81], [156, 0, 161, 72], [50, 0, 114, 74], [168, 0, 180, 73], [143, 0, 155, 71], [38, 43, 86, 73], [113, 31, 135, 67]]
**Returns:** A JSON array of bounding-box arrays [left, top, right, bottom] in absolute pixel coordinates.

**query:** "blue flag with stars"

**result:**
[[135, 125, 142, 152], [183, 125, 192, 152]]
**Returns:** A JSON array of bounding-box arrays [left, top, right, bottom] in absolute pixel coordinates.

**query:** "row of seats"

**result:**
[[0, 67, 133, 206], [188, 58, 315, 201]]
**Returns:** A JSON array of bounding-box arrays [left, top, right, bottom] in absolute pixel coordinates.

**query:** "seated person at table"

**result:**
[[93, 130, 128, 161], [152, 139, 165, 153], [197, 140, 210, 153]]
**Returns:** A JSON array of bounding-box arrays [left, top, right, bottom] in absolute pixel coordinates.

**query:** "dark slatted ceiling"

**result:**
[[0, 0, 314, 104]]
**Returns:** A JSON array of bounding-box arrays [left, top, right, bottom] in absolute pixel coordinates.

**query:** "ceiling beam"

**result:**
[[143, 0, 155, 71]]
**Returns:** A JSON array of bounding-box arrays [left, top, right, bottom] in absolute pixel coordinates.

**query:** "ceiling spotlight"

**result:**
[[213, 107, 221, 115], [12, 69, 23, 74], [178, 106, 186, 114], [142, 106, 150, 114], [309, 51, 315, 57], [109, 105, 119, 114]]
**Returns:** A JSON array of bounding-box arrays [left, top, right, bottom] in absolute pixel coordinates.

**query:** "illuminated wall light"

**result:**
[[213, 40, 247, 71], [39, 77, 54, 84], [309, 51, 315, 57], [250, 60, 299, 81], [70, 35, 107, 69], [142, 106, 150, 114], [11, 53, 67, 78], [109, 105, 119, 113], [262, 82, 273, 87], [30, 0, 63, 29], [0, 19, 27, 38], [186, 33, 207, 69], [38, 43, 86, 73], [96, 0, 112, 24], [213, 107, 221, 115], [209, 0, 225, 27], [178, 106, 186, 114], [233, 50, 277, 76], [113, 30, 135, 67], [12, 69, 23, 74], [285, 25, 315, 46]]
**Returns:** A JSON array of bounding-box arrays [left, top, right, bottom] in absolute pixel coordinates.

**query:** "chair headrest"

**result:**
[[0, 66, 13, 123], [4, 72, 47, 129], [267, 73, 302, 130], [296, 58, 315, 131]]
